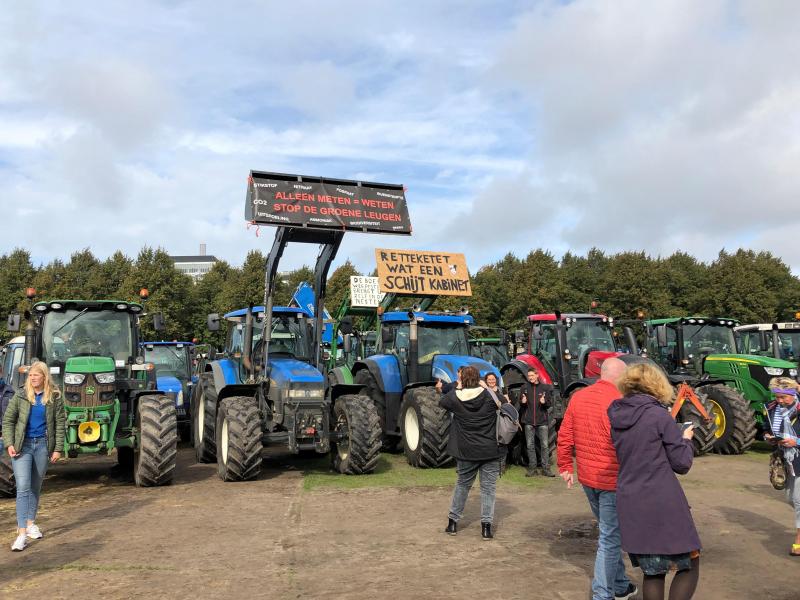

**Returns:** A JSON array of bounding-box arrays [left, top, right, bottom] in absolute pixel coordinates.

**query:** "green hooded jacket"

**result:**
[[2, 389, 66, 455]]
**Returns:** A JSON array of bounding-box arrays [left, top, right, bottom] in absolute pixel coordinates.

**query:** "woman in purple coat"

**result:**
[[608, 363, 701, 600]]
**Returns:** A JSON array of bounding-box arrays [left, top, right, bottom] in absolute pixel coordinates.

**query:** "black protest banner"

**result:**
[[245, 171, 412, 235]]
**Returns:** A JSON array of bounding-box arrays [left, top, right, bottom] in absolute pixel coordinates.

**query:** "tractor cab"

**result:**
[[0, 336, 25, 417], [468, 326, 511, 369], [645, 317, 738, 376], [735, 322, 800, 366]]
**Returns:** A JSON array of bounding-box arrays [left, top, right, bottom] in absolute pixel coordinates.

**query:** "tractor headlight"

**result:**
[[789, 368, 798, 378], [764, 367, 785, 376], [95, 372, 115, 384], [288, 388, 324, 399], [176, 389, 184, 406], [64, 373, 86, 385]]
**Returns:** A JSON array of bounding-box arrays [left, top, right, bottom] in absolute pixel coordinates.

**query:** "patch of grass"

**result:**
[[301, 453, 552, 492]]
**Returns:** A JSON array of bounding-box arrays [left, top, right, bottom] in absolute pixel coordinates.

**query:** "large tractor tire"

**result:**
[[699, 384, 757, 455], [193, 374, 217, 463], [676, 390, 717, 456], [332, 394, 382, 475], [0, 452, 15, 498], [134, 394, 178, 487], [353, 369, 398, 452], [215, 396, 262, 482], [400, 386, 453, 468]]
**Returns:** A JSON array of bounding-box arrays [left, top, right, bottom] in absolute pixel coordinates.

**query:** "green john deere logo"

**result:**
[[85, 386, 96, 395]]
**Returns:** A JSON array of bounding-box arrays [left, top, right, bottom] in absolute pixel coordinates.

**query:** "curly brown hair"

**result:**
[[617, 362, 673, 405], [460, 366, 481, 388]]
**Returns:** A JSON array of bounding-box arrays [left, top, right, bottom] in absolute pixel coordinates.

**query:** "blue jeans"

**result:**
[[583, 486, 632, 600], [448, 459, 500, 524], [12, 437, 50, 529]]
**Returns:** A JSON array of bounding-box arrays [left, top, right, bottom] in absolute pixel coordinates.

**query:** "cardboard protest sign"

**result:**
[[350, 276, 383, 307], [374, 249, 471, 297], [245, 171, 412, 235]]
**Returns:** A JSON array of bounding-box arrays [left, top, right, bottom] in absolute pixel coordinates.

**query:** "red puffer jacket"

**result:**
[[556, 380, 621, 491]]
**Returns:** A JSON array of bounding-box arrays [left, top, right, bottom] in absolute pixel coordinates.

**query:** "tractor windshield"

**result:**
[[264, 315, 311, 361], [144, 345, 191, 381], [42, 309, 134, 369], [683, 324, 735, 355], [417, 324, 470, 363], [470, 342, 509, 369], [566, 319, 616, 356]]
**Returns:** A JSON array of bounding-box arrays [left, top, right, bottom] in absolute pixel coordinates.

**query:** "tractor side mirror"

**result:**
[[500, 330, 509, 345], [514, 329, 526, 343], [6, 313, 20, 332], [153, 312, 166, 332], [339, 317, 354, 336], [531, 326, 543, 341], [343, 334, 354, 354], [381, 327, 393, 345], [207, 313, 220, 332], [655, 324, 668, 347]]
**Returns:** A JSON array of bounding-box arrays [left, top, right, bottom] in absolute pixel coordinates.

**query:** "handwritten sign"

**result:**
[[350, 276, 382, 308], [374, 249, 471, 297]]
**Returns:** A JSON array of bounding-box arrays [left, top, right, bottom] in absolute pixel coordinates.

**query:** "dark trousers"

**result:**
[[524, 424, 549, 471]]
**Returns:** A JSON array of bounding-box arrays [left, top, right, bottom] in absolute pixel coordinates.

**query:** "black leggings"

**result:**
[[642, 557, 700, 600]]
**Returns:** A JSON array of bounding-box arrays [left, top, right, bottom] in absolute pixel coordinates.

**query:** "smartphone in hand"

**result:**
[[680, 421, 693, 432]]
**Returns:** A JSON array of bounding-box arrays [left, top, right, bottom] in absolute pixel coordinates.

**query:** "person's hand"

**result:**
[[560, 471, 574, 488], [765, 433, 778, 445], [478, 380, 487, 389], [50, 451, 61, 463], [435, 379, 443, 393], [7, 445, 17, 458], [780, 438, 797, 448], [682, 425, 694, 440]]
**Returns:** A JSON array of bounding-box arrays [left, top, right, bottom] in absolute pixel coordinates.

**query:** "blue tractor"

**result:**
[[142, 341, 196, 442], [346, 307, 501, 468], [0, 336, 26, 496]]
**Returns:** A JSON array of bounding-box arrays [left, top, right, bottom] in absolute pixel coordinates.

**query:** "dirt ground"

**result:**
[[0, 445, 797, 600]]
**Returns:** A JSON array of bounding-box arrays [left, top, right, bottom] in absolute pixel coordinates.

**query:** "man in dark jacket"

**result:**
[[440, 366, 503, 540], [520, 368, 553, 476]]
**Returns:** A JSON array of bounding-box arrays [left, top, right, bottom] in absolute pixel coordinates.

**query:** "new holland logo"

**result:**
[[85, 386, 96, 395]]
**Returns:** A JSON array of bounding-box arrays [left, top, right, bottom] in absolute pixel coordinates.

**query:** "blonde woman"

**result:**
[[764, 376, 800, 556], [607, 363, 700, 600], [2, 361, 65, 551]]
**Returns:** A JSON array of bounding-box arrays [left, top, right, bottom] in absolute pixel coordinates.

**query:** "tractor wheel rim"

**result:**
[[709, 399, 725, 439], [336, 413, 350, 461], [405, 407, 420, 451], [197, 396, 205, 442], [221, 418, 229, 465]]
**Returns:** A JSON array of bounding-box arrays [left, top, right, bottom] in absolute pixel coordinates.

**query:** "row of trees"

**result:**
[[1, 246, 798, 344]]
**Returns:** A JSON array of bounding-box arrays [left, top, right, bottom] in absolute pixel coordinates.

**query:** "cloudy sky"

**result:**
[[2, 1, 799, 274]]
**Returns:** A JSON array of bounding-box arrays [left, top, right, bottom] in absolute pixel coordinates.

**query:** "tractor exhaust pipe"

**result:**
[[242, 304, 254, 378], [408, 312, 419, 383], [623, 326, 639, 355]]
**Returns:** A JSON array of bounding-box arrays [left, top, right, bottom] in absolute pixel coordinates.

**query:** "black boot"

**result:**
[[541, 467, 556, 478], [525, 467, 539, 477], [481, 523, 493, 540], [445, 519, 457, 536]]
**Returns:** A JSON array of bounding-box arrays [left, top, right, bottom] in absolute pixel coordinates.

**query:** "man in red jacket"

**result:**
[[557, 357, 637, 600]]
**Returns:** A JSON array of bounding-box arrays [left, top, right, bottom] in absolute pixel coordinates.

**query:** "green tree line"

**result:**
[[1, 247, 799, 344]]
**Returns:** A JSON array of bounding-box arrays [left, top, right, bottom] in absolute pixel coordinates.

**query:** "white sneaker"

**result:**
[[26, 524, 43, 539], [11, 534, 27, 552]]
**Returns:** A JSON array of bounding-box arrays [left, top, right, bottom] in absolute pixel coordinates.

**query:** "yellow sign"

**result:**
[[375, 249, 471, 297]]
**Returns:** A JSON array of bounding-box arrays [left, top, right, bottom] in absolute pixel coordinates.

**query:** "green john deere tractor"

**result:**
[[637, 316, 796, 453], [0, 297, 177, 496]]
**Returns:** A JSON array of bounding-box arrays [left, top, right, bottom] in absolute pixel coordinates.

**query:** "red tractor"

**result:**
[[501, 311, 716, 462]]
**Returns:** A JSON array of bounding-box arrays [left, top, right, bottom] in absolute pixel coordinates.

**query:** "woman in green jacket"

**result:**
[[2, 361, 65, 551]]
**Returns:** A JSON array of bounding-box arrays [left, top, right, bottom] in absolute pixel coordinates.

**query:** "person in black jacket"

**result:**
[[520, 367, 554, 477], [440, 366, 504, 540]]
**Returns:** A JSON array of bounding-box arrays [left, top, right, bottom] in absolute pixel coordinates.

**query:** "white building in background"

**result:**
[[171, 243, 218, 282]]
